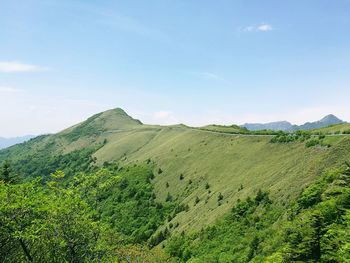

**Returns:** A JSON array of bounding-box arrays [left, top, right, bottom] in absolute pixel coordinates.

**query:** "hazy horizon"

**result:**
[[1, 0, 350, 137]]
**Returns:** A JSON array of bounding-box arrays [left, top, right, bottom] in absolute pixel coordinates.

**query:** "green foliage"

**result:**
[[0, 174, 116, 262], [0, 160, 17, 183], [282, 167, 350, 262], [305, 138, 321, 148], [194, 196, 200, 205], [270, 130, 312, 144], [62, 112, 105, 142], [2, 146, 99, 180], [270, 130, 332, 148], [165, 168, 350, 262], [167, 190, 278, 262], [70, 164, 176, 244], [217, 192, 223, 202], [0, 163, 179, 262], [200, 125, 283, 136]]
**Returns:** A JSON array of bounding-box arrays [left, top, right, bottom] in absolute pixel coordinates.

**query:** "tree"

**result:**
[[0, 173, 116, 262], [218, 192, 224, 202], [0, 161, 16, 183], [166, 192, 173, 202], [194, 196, 200, 205]]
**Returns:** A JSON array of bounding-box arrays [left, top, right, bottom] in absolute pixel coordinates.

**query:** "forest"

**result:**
[[1, 157, 349, 262]]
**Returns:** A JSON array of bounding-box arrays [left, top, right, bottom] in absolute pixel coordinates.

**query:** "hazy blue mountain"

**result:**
[[242, 121, 293, 131], [242, 114, 345, 131], [296, 114, 345, 131], [0, 135, 35, 149]]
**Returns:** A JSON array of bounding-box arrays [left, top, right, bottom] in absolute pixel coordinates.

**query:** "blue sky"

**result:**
[[1, 0, 350, 137]]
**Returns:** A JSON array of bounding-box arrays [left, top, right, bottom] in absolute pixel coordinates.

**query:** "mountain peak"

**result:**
[[106, 107, 129, 116], [320, 114, 343, 123], [242, 114, 345, 132], [94, 107, 142, 126], [59, 107, 142, 139]]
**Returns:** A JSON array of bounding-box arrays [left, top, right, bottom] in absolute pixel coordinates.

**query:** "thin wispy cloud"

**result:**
[[0, 61, 48, 73], [192, 71, 226, 82], [241, 23, 273, 32], [0, 86, 23, 93], [199, 72, 223, 81]]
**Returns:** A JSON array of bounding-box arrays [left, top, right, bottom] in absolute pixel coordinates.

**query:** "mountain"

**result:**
[[242, 121, 293, 131], [1, 108, 350, 261], [0, 135, 35, 149], [297, 114, 345, 130], [242, 114, 345, 131], [1, 108, 350, 230]]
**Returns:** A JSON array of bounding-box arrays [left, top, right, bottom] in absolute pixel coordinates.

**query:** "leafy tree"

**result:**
[[0, 160, 16, 183]]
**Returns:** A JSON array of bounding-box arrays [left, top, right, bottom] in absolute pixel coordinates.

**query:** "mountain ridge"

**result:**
[[2, 107, 350, 234], [242, 114, 345, 131], [0, 135, 35, 150]]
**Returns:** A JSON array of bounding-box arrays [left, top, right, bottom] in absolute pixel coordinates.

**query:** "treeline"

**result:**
[[0, 162, 177, 262], [270, 131, 331, 148], [1, 155, 350, 262], [165, 165, 350, 262]]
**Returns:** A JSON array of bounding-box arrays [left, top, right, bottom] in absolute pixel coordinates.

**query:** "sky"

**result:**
[[1, 0, 350, 137]]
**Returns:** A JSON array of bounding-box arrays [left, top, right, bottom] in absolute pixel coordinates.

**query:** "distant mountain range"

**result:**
[[242, 114, 345, 131], [0, 135, 35, 149]]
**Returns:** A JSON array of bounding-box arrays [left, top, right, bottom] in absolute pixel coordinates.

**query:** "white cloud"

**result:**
[[257, 24, 273, 32], [0, 61, 48, 73], [242, 23, 273, 32]]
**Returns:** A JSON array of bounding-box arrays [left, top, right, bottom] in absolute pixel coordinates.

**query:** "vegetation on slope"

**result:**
[[0, 162, 176, 262], [165, 165, 350, 262], [2, 108, 350, 235], [311, 123, 350, 135], [1, 108, 350, 262]]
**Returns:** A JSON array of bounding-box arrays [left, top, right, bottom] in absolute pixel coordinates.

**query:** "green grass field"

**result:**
[[2, 108, 350, 233]]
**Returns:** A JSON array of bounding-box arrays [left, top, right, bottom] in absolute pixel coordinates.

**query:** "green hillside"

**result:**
[[311, 122, 350, 134], [1, 108, 350, 262], [1, 108, 350, 231]]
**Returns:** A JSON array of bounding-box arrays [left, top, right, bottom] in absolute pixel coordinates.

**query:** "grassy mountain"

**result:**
[[243, 114, 345, 132], [2, 107, 350, 262], [1, 108, 350, 235]]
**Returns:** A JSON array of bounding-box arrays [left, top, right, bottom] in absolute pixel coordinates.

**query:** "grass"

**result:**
[[2, 108, 350, 234], [311, 122, 350, 134]]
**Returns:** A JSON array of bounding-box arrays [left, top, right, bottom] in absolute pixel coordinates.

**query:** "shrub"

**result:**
[[218, 192, 224, 202], [194, 196, 200, 205]]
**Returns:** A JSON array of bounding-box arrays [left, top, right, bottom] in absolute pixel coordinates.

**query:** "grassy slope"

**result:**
[[312, 122, 350, 134], [199, 124, 247, 134], [2, 108, 350, 233], [94, 126, 350, 232]]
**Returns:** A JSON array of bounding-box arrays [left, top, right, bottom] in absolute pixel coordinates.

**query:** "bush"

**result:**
[[305, 139, 320, 148]]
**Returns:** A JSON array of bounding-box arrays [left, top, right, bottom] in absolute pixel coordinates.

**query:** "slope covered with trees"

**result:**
[[1, 108, 350, 262]]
